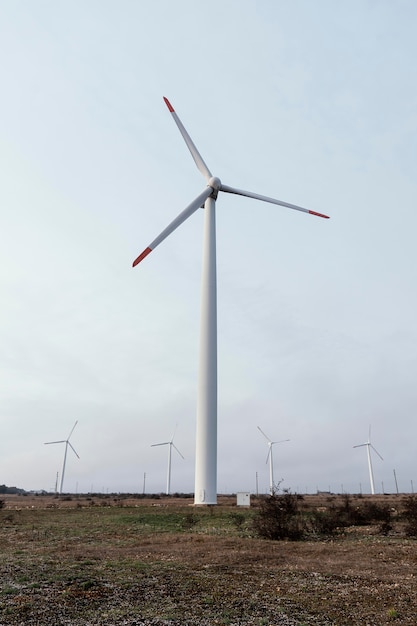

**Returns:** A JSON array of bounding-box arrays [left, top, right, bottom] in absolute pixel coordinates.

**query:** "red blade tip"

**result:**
[[309, 210, 330, 219], [163, 97, 174, 112], [132, 247, 152, 267]]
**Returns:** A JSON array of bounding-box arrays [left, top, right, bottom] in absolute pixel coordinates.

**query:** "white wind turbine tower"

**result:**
[[44, 421, 80, 495], [133, 97, 329, 505], [257, 426, 290, 495], [151, 428, 184, 495], [353, 426, 383, 495]]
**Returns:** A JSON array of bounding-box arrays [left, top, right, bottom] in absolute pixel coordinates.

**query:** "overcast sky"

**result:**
[[1, 1, 416, 496]]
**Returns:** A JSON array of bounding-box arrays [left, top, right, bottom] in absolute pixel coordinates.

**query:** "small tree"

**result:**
[[252, 489, 305, 540]]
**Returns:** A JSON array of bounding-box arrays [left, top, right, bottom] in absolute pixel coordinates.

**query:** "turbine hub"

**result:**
[[208, 176, 221, 191]]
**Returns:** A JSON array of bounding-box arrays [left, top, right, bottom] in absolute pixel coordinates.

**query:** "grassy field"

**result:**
[[1, 493, 416, 625]]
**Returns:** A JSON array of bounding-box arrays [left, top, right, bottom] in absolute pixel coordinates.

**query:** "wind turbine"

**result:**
[[353, 426, 383, 495], [44, 421, 79, 495], [151, 428, 184, 495], [257, 426, 290, 495], [133, 97, 329, 505]]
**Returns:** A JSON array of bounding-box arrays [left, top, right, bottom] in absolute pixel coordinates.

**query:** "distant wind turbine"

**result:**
[[151, 428, 184, 495], [257, 426, 290, 495], [44, 421, 80, 494], [353, 426, 383, 495], [133, 97, 329, 505]]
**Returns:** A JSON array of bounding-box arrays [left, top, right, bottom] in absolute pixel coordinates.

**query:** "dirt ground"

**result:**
[[0, 494, 416, 625]]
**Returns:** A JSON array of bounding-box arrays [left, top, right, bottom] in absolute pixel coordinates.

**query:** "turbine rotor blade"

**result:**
[[163, 97, 212, 181], [371, 444, 383, 461], [151, 442, 170, 447], [172, 443, 185, 459], [44, 440, 66, 445], [67, 420, 78, 441], [68, 442, 80, 459], [132, 187, 212, 267], [171, 423, 178, 442], [257, 426, 271, 442], [220, 184, 329, 218]]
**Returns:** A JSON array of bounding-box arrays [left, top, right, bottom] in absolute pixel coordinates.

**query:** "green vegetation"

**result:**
[[387, 607, 399, 620]]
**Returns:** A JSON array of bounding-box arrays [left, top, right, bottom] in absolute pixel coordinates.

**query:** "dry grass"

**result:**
[[0, 494, 416, 625]]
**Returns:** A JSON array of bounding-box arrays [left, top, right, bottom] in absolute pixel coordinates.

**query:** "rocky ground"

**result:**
[[0, 494, 416, 625]]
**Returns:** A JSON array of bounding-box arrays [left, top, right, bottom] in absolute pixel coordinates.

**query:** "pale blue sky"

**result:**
[[1, 1, 416, 495]]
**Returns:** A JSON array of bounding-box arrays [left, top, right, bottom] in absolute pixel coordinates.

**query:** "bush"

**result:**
[[181, 512, 198, 530], [309, 506, 348, 536], [360, 501, 392, 524], [252, 490, 305, 540], [402, 495, 417, 537], [309, 496, 393, 537]]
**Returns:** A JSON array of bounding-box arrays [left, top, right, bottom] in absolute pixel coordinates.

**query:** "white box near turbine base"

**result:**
[[237, 492, 250, 507]]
